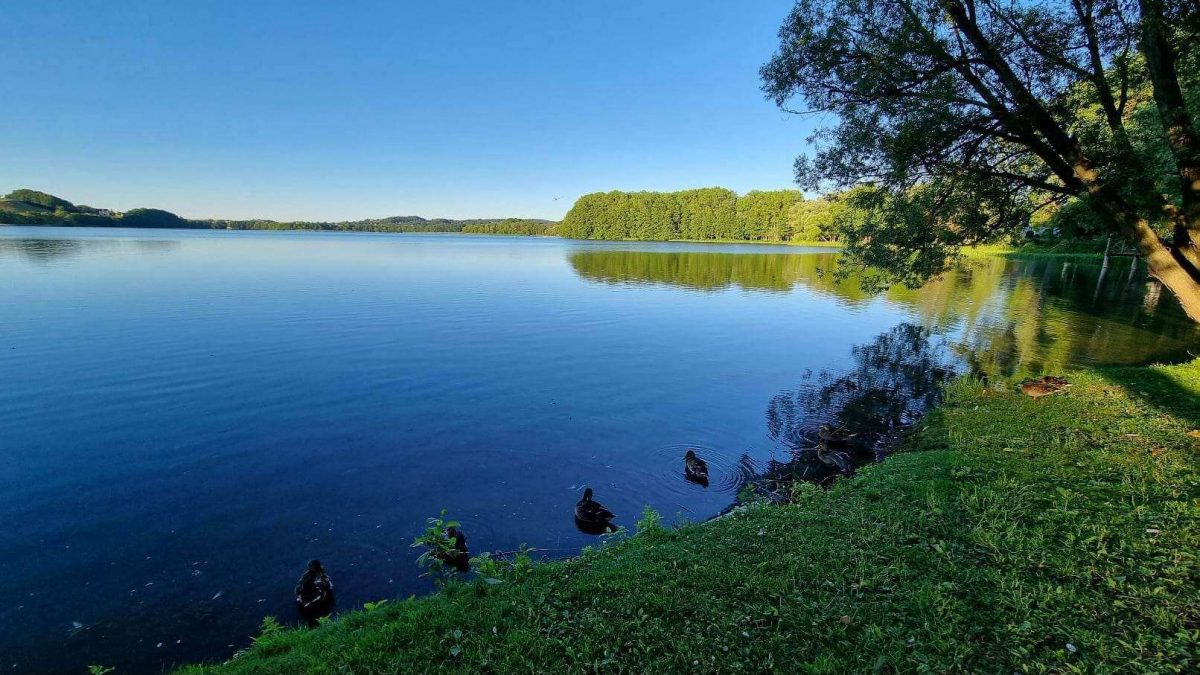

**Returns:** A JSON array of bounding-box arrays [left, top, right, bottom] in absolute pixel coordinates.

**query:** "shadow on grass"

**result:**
[[1098, 359, 1200, 429]]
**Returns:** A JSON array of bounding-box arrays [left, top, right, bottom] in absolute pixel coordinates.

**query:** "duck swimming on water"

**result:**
[[817, 424, 857, 445], [684, 449, 709, 486], [294, 559, 335, 627], [575, 487, 616, 533]]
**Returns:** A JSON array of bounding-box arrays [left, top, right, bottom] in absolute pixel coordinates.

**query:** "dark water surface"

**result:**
[[1, 228, 1197, 673]]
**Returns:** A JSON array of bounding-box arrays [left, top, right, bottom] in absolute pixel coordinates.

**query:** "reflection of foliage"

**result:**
[[769, 323, 957, 449], [0, 237, 179, 262], [951, 259, 1200, 380], [569, 250, 867, 299], [0, 238, 85, 261], [756, 324, 958, 495], [571, 249, 1200, 378]]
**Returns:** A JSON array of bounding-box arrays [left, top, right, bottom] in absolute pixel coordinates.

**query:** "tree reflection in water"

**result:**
[[570, 250, 1200, 381], [752, 323, 959, 498]]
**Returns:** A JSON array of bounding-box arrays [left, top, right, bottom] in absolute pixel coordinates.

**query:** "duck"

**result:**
[[574, 487, 616, 530], [684, 449, 709, 485], [435, 526, 470, 573], [294, 559, 335, 627], [1020, 375, 1070, 398], [816, 442, 852, 474], [818, 424, 857, 445]]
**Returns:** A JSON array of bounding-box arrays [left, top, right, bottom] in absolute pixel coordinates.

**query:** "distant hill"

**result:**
[[0, 189, 558, 236], [0, 198, 52, 215]]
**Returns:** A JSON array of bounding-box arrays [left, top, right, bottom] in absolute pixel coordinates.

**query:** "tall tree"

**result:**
[[762, 0, 1200, 320]]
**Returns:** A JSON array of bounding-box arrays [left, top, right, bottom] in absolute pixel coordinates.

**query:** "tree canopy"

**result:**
[[557, 188, 843, 242], [120, 208, 192, 229], [763, 0, 1200, 319]]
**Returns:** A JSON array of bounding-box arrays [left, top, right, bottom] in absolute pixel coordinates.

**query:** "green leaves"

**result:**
[[761, 0, 1200, 310], [558, 188, 834, 243], [411, 510, 465, 583]]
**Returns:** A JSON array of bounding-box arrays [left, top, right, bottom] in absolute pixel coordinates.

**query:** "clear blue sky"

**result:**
[[1, 1, 813, 221]]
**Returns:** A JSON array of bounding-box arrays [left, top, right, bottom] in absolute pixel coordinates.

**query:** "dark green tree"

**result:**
[[120, 208, 191, 229], [763, 0, 1200, 320], [558, 187, 822, 242]]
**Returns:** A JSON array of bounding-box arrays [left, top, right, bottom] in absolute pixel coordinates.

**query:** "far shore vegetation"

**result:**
[[0, 189, 556, 236], [1, 187, 1120, 260], [174, 357, 1200, 674], [555, 187, 847, 243]]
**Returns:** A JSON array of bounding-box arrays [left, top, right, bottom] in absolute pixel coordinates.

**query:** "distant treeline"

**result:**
[[3, 187, 853, 243], [208, 216, 557, 235], [0, 189, 556, 235], [557, 188, 847, 242]]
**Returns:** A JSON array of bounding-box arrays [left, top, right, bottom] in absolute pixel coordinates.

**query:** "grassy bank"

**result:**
[[964, 241, 1112, 259], [666, 239, 842, 248], [181, 361, 1199, 673]]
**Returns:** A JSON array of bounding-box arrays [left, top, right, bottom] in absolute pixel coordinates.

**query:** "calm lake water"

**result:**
[[2, 227, 1197, 673]]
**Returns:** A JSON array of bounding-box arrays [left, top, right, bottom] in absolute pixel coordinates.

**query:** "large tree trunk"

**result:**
[[1091, 193, 1200, 320], [1132, 221, 1200, 321], [1138, 0, 1200, 270]]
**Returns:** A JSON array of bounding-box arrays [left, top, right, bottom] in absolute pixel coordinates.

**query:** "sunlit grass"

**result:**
[[963, 241, 1110, 259]]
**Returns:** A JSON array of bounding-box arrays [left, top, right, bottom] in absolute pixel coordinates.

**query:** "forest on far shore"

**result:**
[[0, 189, 555, 236], [556, 187, 847, 243]]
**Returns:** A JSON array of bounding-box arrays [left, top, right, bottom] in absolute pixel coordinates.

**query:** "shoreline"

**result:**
[[6, 223, 1114, 260], [176, 358, 1200, 673], [2, 222, 843, 247]]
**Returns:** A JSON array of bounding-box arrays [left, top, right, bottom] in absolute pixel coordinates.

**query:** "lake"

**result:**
[[1, 227, 1197, 673]]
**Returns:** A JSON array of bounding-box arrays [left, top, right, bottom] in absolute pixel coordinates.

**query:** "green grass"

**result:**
[[180, 360, 1199, 674], [667, 238, 843, 248], [964, 240, 1113, 259]]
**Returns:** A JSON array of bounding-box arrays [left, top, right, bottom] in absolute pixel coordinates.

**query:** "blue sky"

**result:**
[[1, 1, 813, 221]]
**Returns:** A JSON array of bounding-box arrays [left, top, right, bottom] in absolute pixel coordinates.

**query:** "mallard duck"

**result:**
[[818, 424, 857, 445], [1020, 375, 1070, 398], [575, 487, 615, 529], [434, 527, 470, 573], [684, 449, 709, 485], [816, 442, 852, 474], [294, 559, 335, 627]]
